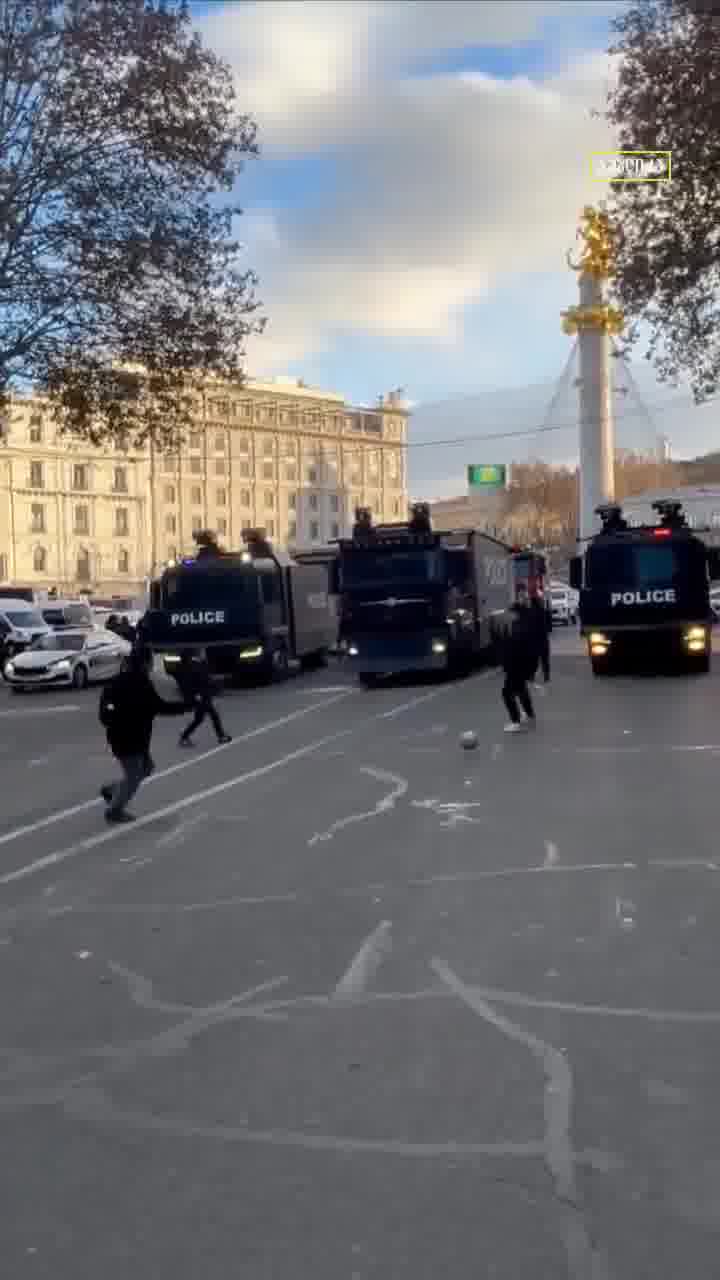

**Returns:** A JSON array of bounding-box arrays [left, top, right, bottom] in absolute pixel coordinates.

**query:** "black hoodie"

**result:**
[[99, 653, 186, 755], [499, 603, 539, 674]]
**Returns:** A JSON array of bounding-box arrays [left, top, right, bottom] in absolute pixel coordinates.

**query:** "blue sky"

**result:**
[[189, 2, 716, 484]]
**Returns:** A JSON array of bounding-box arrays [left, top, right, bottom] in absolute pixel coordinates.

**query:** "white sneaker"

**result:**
[[504, 722, 524, 733]]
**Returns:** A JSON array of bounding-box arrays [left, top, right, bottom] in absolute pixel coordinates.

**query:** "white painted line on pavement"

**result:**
[[456, 982, 720, 1025], [0, 727, 353, 886], [0, 693, 352, 851], [333, 920, 392, 1002], [0, 704, 80, 717], [156, 811, 209, 849]]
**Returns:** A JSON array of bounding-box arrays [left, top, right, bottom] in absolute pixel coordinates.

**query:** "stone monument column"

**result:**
[[561, 206, 624, 543]]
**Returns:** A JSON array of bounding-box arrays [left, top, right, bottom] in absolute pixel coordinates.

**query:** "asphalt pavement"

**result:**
[[2, 632, 720, 1279]]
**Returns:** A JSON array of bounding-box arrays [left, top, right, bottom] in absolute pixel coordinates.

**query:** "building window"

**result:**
[[288, 492, 297, 510], [29, 414, 43, 443], [331, 522, 340, 539], [189, 431, 201, 449], [118, 548, 130, 574], [190, 457, 202, 474], [309, 493, 319, 510], [115, 507, 129, 536], [191, 486, 202, 505], [330, 494, 339, 512], [76, 548, 91, 582], [393, 498, 402, 516], [74, 504, 89, 535], [263, 462, 274, 480], [307, 467, 317, 484], [33, 546, 47, 573], [0, 553, 7, 580], [310, 520, 320, 541], [72, 464, 88, 491], [288, 520, 297, 541], [216, 488, 227, 506], [215, 433, 225, 451], [164, 484, 176, 504], [31, 503, 45, 533], [166, 514, 177, 534], [239, 461, 250, 478], [191, 514, 202, 532], [29, 461, 44, 489], [265, 490, 275, 509], [263, 437, 274, 457], [239, 489, 251, 507], [215, 458, 226, 476], [266, 519, 275, 537], [113, 466, 128, 493], [217, 517, 227, 536]]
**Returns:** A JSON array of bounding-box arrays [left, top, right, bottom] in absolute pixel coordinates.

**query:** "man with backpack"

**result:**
[[176, 648, 231, 748], [98, 645, 189, 823]]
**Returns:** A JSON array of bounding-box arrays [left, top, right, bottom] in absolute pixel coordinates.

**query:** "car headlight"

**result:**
[[4, 661, 14, 675], [53, 659, 71, 671]]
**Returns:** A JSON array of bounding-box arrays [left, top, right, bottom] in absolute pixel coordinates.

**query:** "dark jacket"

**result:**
[[499, 603, 539, 675], [99, 662, 186, 756], [530, 597, 552, 639]]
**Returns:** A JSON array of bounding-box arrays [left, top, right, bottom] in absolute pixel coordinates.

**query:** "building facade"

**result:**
[[0, 379, 409, 595]]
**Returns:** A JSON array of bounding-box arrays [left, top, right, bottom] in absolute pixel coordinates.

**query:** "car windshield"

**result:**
[[586, 543, 704, 591], [341, 548, 442, 589], [31, 633, 85, 651], [6, 610, 44, 627]]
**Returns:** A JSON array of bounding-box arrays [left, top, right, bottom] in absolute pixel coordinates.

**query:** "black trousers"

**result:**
[[180, 694, 225, 742], [532, 638, 550, 682], [502, 672, 535, 724]]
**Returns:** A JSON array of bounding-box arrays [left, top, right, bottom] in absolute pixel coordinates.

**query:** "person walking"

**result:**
[[98, 645, 187, 823], [177, 648, 232, 748], [499, 584, 538, 733], [529, 591, 552, 686]]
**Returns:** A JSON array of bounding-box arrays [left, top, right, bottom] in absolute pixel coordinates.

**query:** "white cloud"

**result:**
[[197, 2, 622, 376]]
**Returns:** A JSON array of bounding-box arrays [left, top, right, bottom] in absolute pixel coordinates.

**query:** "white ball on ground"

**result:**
[[460, 730, 478, 750]]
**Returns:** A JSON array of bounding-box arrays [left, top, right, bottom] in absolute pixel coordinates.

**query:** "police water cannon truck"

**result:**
[[569, 500, 720, 675], [142, 528, 337, 685], [337, 504, 529, 686]]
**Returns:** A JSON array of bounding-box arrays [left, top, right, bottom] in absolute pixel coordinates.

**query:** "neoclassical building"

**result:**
[[0, 378, 409, 596]]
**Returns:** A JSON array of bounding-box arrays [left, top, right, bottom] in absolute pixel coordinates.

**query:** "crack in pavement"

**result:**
[[432, 959, 611, 1280], [307, 768, 409, 845]]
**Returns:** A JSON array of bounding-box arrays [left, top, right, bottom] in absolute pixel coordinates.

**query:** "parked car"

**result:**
[[40, 599, 94, 630], [549, 586, 577, 626], [0, 599, 53, 661], [4, 628, 131, 691]]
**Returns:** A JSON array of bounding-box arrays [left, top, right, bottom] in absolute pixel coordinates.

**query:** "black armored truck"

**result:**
[[337, 504, 519, 685], [570, 500, 720, 675], [142, 529, 337, 685]]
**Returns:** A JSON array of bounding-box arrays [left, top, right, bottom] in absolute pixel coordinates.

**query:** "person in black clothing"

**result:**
[[118, 615, 136, 643], [98, 645, 188, 823], [499, 584, 537, 733], [529, 592, 552, 685], [177, 648, 231, 748]]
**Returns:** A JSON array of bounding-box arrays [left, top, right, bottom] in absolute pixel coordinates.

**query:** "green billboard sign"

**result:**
[[467, 464, 507, 492]]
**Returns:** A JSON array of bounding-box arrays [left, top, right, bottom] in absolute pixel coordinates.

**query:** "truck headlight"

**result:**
[[432, 640, 447, 654], [688, 640, 705, 652], [239, 645, 263, 659], [686, 627, 706, 641], [348, 645, 359, 657], [589, 632, 609, 645], [164, 654, 181, 665]]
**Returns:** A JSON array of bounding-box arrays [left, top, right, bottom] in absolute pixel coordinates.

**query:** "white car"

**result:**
[[549, 587, 576, 626], [4, 628, 131, 691]]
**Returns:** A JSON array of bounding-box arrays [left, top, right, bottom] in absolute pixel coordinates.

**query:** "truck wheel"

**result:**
[[300, 648, 328, 672], [591, 657, 610, 676], [691, 654, 710, 674]]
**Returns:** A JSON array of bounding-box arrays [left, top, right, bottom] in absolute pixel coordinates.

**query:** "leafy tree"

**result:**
[[0, 0, 263, 449], [604, 0, 720, 402]]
